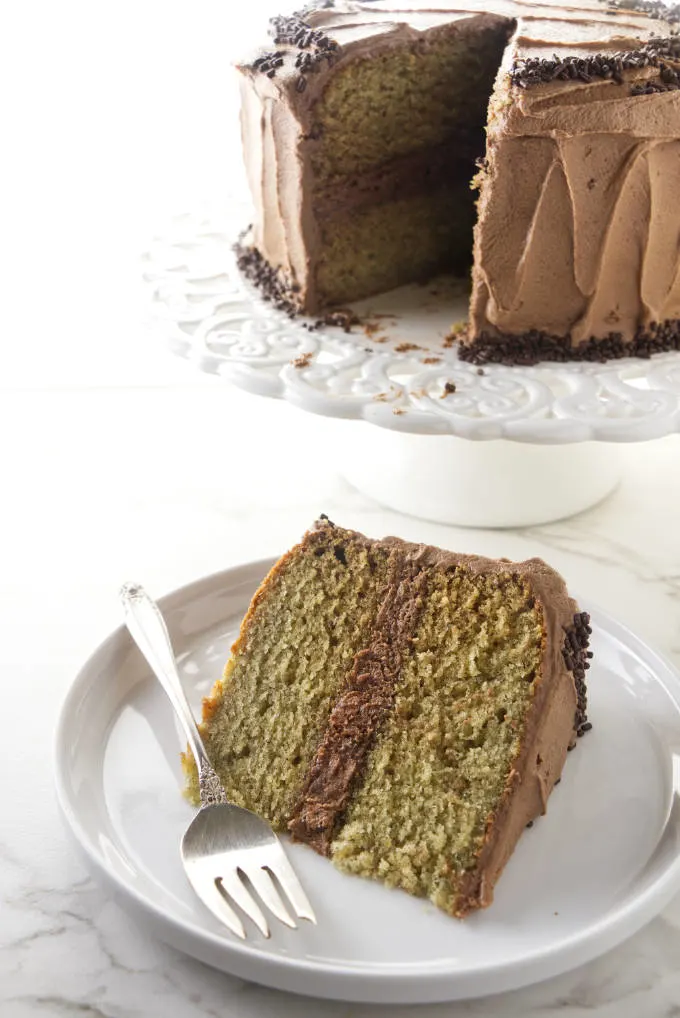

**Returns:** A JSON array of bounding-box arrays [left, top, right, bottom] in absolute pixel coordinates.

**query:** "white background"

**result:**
[[3, 3, 680, 1016]]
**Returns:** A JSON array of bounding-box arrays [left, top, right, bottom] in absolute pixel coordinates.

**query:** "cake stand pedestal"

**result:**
[[145, 210, 680, 528], [330, 422, 621, 527]]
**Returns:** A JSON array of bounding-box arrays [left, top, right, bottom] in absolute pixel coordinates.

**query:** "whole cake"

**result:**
[[234, 0, 680, 364], [184, 519, 592, 917]]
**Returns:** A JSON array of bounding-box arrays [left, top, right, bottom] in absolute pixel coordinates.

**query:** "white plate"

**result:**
[[55, 560, 680, 1004]]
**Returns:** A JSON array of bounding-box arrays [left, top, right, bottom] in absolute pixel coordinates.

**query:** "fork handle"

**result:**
[[120, 582, 211, 776]]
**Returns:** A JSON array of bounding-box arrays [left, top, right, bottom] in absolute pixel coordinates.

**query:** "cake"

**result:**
[[183, 519, 592, 917], [234, 0, 680, 364]]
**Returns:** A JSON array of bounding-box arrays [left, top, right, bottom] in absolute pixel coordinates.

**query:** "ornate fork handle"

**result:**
[[120, 582, 227, 809], [198, 760, 228, 806]]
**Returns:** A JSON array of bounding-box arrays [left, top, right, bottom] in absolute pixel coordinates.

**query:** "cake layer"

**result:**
[[184, 528, 391, 827], [316, 184, 476, 305], [331, 567, 546, 914], [185, 520, 592, 917], [307, 14, 511, 182]]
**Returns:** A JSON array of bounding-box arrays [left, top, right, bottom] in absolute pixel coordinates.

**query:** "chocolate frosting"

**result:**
[[287, 521, 591, 912], [237, 0, 680, 352]]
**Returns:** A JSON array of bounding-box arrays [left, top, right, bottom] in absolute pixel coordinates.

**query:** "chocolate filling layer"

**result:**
[[313, 136, 485, 217], [287, 549, 428, 854]]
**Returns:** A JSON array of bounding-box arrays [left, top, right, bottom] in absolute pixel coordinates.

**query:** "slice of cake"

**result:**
[[184, 519, 592, 917], [235, 0, 680, 363]]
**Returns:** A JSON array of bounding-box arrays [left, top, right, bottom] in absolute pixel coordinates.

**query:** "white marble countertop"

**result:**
[[3, 3, 680, 1015]]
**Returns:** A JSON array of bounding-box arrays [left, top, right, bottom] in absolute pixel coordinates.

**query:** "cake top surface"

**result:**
[[239, 0, 679, 103], [313, 517, 578, 624]]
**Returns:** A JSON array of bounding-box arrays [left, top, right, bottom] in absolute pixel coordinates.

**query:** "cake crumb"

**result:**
[[444, 321, 469, 348], [422, 356, 441, 364], [292, 352, 313, 369], [363, 320, 383, 338], [392, 406, 406, 415], [442, 381, 457, 397], [395, 342, 423, 353], [323, 309, 360, 332]]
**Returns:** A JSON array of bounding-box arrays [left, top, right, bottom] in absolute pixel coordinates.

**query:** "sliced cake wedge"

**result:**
[[183, 519, 591, 917]]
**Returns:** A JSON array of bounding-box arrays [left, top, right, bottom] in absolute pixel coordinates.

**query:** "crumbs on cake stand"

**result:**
[[373, 386, 405, 404], [393, 342, 424, 353], [443, 320, 469, 349]]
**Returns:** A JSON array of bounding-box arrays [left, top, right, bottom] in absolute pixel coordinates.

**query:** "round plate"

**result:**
[[55, 560, 680, 1004], [144, 209, 680, 443]]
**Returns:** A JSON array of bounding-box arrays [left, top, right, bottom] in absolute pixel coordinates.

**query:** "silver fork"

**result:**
[[120, 582, 316, 940]]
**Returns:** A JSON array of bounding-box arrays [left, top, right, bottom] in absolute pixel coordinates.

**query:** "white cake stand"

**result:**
[[144, 209, 680, 527]]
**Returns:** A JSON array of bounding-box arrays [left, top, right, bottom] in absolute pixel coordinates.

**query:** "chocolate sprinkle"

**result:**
[[235, 239, 364, 331], [254, 4, 340, 86], [252, 50, 285, 79], [457, 318, 680, 365], [631, 78, 679, 92], [510, 36, 680, 89], [604, 0, 680, 23], [234, 240, 302, 318], [322, 309, 361, 332], [562, 612, 592, 738], [630, 54, 680, 91]]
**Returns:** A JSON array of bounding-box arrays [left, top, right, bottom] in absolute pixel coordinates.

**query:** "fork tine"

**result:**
[[189, 875, 246, 939], [267, 849, 317, 924], [244, 866, 297, 929], [219, 872, 270, 938]]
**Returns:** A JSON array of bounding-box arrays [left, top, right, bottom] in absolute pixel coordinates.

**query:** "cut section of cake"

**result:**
[[183, 519, 592, 917], [235, 0, 680, 363]]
